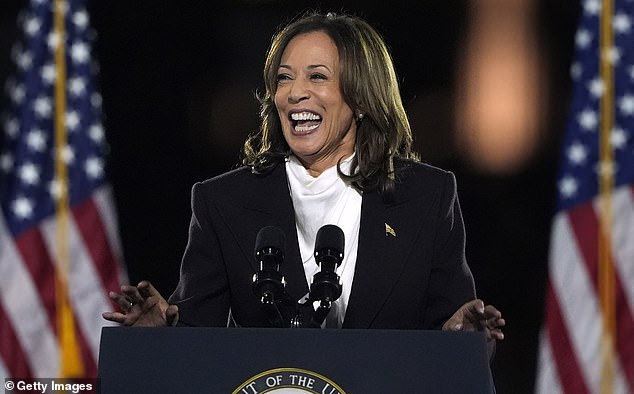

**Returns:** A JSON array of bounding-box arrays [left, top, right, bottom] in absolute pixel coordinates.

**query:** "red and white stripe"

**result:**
[[0, 185, 126, 379], [536, 184, 634, 393]]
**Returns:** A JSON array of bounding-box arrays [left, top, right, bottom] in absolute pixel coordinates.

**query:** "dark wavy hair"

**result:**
[[242, 11, 418, 196]]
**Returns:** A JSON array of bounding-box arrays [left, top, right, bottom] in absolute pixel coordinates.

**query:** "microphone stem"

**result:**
[[263, 301, 286, 328], [309, 300, 332, 328]]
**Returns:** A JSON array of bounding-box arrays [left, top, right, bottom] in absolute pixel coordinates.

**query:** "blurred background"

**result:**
[[1, 1, 582, 392]]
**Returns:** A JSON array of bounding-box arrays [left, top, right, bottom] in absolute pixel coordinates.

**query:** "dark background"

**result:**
[[1, 1, 581, 393]]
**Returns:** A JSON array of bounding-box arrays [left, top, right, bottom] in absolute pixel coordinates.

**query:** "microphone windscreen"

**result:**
[[315, 224, 344, 253], [254, 226, 285, 254]]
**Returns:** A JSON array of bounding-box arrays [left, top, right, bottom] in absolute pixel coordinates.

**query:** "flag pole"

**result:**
[[53, 0, 84, 378], [599, 0, 616, 392]]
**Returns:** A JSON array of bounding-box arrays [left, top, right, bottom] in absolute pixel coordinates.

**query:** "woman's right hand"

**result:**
[[102, 280, 179, 327]]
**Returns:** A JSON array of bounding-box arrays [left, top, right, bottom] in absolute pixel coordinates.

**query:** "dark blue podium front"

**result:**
[[98, 327, 494, 393]]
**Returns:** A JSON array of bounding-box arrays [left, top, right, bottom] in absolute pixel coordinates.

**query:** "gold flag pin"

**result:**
[[385, 223, 396, 237]]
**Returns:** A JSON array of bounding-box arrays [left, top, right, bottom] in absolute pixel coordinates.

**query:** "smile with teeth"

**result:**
[[290, 111, 322, 132]]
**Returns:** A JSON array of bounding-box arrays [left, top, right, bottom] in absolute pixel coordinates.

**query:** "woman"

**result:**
[[103, 11, 504, 340]]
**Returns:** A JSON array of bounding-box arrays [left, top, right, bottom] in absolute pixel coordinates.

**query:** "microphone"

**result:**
[[309, 224, 344, 327], [252, 226, 286, 305]]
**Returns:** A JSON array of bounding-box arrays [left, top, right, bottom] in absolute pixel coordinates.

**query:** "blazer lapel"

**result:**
[[228, 164, 309, 303], [343, 189, 428, 328]]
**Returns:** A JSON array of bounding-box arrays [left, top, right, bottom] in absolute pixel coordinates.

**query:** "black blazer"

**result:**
[[169, 159, 476, 329]]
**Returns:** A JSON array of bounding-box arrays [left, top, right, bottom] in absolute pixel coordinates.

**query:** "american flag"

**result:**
[[0, 0, 126, 379], [536, 0, 634, 393]]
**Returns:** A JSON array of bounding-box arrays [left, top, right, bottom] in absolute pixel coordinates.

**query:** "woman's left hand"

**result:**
[[442, 299, 505, 341]]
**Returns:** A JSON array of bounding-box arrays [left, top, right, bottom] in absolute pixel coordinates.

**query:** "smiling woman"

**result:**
[[244, 12, 416, 196], [274, 31, 356, 177], [103, 10, 505, 367]]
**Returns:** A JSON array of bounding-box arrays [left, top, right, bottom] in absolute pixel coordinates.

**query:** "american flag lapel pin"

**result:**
[[385, 223, 396, 237]]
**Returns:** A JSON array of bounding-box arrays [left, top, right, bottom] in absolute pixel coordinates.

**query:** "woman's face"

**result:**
[[274, 31, 356, 176]]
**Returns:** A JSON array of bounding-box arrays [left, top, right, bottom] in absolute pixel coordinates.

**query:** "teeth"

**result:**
[[295, 124, 319, 132], [291, 112, 321, 121]]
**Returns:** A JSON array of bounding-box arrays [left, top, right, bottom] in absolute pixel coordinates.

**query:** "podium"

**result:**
[[98, 327, 494, 393]]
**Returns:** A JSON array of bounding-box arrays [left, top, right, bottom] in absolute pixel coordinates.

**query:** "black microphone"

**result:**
[[252, 226, 286, 305], [314, 224, 344, 274], [309, 224, 344, 327]]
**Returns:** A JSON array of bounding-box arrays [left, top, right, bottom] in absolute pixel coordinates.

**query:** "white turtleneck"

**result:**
[[285, 154, 361, 328]]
